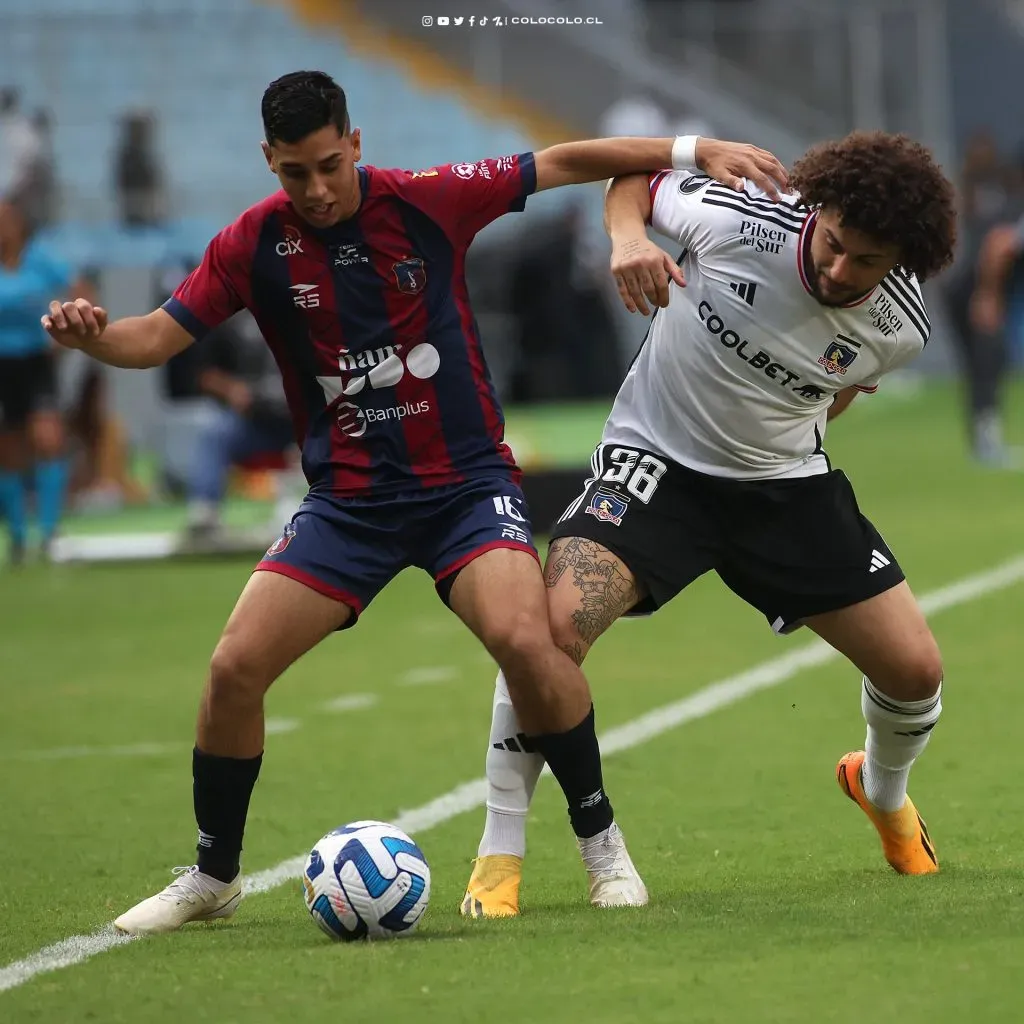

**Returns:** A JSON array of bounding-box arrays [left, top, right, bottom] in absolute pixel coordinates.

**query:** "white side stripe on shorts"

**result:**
[[559, 444, 605, 523]]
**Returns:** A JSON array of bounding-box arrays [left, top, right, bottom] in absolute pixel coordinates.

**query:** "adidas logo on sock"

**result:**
[[869, 549, 891, 573], [492, 733, 537, 753], [197, 829, 216, 849], [580, 788, 605, 809]]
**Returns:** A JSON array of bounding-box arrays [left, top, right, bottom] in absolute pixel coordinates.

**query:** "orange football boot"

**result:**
[[460, 855, 522, 918], [837, 750, 938, 875]]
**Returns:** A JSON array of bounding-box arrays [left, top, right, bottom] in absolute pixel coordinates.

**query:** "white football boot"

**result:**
[[577, 822, 649, 908], [113, 865, 242, 935]]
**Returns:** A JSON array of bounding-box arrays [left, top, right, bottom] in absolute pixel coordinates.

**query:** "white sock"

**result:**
[[478, 670, 544, 858], [860, 675, 942, 813]]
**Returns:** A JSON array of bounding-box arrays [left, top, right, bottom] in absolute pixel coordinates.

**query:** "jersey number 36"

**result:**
[[601, 448, 667, 503]]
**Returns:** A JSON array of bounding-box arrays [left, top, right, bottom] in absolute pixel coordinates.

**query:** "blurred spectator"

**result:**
[[963, 210, 1024, 467], [0, 88, 44, 215], [60, 269, 147, 510], [22, 109, 59, 229], [183, 310, 295, 536], [959, 130, 1016, 224], [508, 203, 623, 403], [114, 111, 167, 227], [0, 200, 71, 563], [945, 138, 1024, 467]]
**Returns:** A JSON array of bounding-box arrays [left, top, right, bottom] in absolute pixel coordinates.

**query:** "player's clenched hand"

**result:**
[[41, 298, 109, 350], [695, 139, 788, 200], [611, 235, 687, 316]]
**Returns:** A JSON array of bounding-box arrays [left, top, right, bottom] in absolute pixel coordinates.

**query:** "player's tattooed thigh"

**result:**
[[545, 537, 642, 646], [559, 638, 586, 667]]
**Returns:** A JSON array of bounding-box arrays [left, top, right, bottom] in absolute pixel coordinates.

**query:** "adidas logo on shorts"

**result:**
[[869, 549, 891, 573]]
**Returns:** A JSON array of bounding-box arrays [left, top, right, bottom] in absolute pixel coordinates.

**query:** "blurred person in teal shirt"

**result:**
[[0, 201, 71, 562]]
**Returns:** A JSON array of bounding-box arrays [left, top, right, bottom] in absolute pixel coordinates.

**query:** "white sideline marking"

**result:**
[[6, 742, 185, 762], [322, 694, 378, 713], [2, 554, 1023, 995], [0, 927, 138, 991], [264, 718, 300, 736], [7, 719, 309, 762], [9, 700, 382, 763], [398, 666, 459, 686]]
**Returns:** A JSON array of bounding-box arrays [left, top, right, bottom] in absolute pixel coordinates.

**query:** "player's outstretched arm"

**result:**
[[827, 386, 860, 421], [534, 137, 787, 199], [604, 175, 685, 316], [41, 301, 195, 369]]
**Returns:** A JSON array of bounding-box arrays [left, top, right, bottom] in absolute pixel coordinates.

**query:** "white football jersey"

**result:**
[[603, 171, 931, 479]]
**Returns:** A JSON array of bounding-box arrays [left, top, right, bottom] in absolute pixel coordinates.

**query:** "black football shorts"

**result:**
[[0, 352, 59, 429], [551, 442, 904, 633]]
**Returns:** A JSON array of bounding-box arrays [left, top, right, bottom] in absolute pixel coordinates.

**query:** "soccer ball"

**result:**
[[302, 820, 431, 941]]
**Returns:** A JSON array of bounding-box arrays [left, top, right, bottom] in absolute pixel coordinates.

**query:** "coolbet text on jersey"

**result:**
[[605, 171, 931, 480]]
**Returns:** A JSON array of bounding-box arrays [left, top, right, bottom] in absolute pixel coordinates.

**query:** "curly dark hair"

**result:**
[[788, 131, 957, 281]]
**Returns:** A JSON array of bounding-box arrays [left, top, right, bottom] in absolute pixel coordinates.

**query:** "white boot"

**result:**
[[113, 865, 241, 935]]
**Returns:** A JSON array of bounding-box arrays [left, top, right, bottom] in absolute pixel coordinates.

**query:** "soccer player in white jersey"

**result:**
[[461, 131, 958, 917]]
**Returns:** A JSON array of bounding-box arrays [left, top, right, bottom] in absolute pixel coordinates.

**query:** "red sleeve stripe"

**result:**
[[855, 384, 879, 393], [649, 170, 670, 202], [646, 170, 672, 225]]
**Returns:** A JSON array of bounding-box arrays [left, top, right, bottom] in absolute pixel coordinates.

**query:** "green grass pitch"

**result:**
[[1, 380, 1023, 1023]]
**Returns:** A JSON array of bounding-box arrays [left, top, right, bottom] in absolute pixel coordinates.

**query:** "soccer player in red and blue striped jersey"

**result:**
[[43, 70, 786, 932]]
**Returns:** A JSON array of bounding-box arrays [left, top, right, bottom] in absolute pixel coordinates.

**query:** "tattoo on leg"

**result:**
[[559, 640, 585, 666], [546, 537, 641, 647]]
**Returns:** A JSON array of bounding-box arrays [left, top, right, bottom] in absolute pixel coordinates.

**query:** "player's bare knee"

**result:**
[[207, 642, 272, 708], [876, 641, 943, 702], [482, 610, 551, 672]]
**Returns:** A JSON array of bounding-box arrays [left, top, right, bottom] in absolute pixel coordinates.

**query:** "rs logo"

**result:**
[[290, 283, 320, 308]]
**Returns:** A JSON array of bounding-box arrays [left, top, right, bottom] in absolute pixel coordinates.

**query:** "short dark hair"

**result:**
[[789, 131, 957, 281], [261, 71, 349, 145]]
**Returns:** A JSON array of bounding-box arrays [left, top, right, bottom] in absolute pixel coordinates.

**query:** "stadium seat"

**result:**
[[3, 0, 558, 266]]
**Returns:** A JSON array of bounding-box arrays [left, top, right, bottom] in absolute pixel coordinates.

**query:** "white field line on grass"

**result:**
[[6, 697, 380, 762], [398, 666, 460, 686], [8, 742, 186, 762], [322, 693, 379, 713], [263, 718, 300, 736], [2, 554, 1023, 995]]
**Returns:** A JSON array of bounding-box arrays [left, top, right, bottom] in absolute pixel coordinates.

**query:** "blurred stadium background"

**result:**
[[1, 0, 1021, 560]]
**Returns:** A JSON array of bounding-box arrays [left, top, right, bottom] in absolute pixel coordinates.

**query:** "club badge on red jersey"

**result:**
[[392, 258, 426, 295]]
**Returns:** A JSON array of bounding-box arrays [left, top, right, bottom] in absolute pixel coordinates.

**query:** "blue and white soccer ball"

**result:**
[[302, 820, 431, 941]]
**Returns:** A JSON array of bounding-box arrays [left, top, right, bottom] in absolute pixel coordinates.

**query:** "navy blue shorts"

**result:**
[[255, 477, 538, 626]]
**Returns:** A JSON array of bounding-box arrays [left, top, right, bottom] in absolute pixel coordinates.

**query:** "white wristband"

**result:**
[[671, 135, 699, 171]]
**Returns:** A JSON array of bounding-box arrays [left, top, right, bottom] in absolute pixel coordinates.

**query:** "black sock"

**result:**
[[192, 746, 263, 882], [530, 705, 613, 839]]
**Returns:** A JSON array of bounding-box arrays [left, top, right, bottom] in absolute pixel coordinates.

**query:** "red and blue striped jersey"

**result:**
[[164, 153, 537, 497]]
